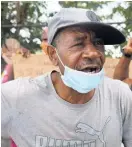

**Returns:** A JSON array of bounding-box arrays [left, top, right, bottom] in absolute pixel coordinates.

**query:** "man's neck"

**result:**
[[51, 71, 95, 104]]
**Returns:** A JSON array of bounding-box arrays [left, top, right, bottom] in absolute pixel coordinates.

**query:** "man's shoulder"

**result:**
[[2, 72, 51, 95], [103, 76, 129, 87], [99, 77, 132, 105], [1, 72, 52, 112], [19, 72, 51, 91], [101, 76, 130, 92]]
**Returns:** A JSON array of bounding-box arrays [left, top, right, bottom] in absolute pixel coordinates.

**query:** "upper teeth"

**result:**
[[88, 70, 96, 73], [82, 68, 99, 73]]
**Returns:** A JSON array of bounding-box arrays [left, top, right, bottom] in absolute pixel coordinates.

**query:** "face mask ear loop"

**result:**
[[54, 48, 65, 76]]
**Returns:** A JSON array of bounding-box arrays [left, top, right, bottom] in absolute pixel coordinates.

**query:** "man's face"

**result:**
[[53, 27, 105, 74]]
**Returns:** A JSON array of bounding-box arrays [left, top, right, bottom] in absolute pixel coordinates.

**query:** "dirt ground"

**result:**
[[12, 54, 132, 79]]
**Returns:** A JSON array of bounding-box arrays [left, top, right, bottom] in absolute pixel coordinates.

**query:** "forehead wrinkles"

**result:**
[[73, 31, 96, 42], [56, 27, 96, 44]]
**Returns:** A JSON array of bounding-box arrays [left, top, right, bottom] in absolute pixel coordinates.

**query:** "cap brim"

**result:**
[[59, 22, 126, 45]]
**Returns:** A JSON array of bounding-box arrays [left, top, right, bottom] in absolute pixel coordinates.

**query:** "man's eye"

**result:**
[[70, 42, 84, 50], [75, 43, 84, 47]]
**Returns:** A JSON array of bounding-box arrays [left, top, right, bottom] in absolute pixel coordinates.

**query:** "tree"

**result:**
[[59, 1, 132, 58], [1, 1, 47, 53], [104, 1, 132, 37], [1, 1, 132, 57], [59, 1, 107, 10], [59, 1, 132, 37]]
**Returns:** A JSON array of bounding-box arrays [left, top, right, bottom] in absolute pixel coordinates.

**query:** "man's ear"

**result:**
[[47, 45, 58, 66]]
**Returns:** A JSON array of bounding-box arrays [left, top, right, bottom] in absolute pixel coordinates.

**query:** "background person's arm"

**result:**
[[123, 78, 132, 88], [113, 56, 131, 81], [113, 38, 132, 87]]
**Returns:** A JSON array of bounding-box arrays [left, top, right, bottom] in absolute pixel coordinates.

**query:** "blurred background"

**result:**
[[1, 1, 132, 56]]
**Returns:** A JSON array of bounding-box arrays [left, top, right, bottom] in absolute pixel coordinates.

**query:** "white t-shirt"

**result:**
[[1, 72, 132, 147]]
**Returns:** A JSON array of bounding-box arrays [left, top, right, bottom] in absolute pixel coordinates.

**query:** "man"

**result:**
[[1, 8, 132, 147], [114, 38, 132, 90]]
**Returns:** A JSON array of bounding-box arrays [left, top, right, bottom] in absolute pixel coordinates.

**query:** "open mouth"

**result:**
[[80, 66, 101, 73]]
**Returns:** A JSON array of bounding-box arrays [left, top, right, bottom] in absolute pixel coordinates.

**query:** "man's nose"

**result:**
[[82, 44, 101, 59]]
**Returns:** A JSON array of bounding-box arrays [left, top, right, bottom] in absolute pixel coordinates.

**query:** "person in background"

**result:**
[[40, 27, 48, 54], [1, 38, 30, 147], [1, 38, 20, 83], [1, 38, 30, 83], [114, 38, 132, 90]]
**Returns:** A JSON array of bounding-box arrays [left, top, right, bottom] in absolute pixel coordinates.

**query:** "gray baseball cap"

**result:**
[[48, 8, 125, 45]]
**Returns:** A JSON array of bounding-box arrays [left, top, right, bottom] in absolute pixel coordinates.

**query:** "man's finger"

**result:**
[[127, 38, 132, 46]]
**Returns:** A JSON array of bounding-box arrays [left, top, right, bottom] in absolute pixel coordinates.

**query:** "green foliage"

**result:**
[[59, 1, 107, 10], [59, 1, 132, 37], [1, 1, 47, 53], [102, 1, 132, 38], [59, 1, 132, 57], [1, 1, 132, 56]]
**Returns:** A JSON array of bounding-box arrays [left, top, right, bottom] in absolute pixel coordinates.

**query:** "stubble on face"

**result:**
[[52, 26, 105, 73]]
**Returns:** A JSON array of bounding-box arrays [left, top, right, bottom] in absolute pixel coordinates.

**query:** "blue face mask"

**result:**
[[55, 49, 105, 93]]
